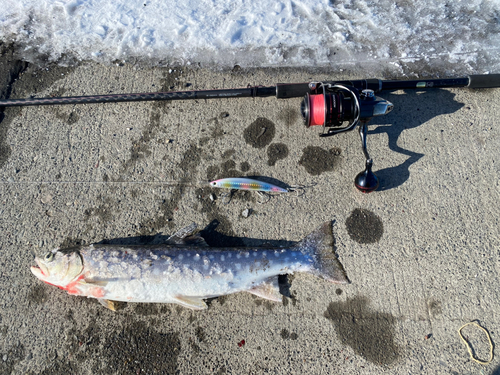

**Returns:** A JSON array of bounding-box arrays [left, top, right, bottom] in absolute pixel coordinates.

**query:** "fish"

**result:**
[[30, 222, 349, 310]]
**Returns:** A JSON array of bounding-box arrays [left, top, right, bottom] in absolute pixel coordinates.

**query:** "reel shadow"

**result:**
[[367, 89, 464, 191]]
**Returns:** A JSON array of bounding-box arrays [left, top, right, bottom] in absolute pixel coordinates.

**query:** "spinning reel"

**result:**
[[301, 83, 394, 193]]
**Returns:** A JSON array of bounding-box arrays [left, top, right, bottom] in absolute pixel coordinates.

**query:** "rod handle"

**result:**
[[468, 74, 500, 89]]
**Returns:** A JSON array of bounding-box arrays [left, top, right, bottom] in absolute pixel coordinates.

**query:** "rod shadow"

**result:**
[[366, 89, 464, 191]]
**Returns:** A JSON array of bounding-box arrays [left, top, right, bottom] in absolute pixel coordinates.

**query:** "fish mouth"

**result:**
[[31, 258, 49, 279]]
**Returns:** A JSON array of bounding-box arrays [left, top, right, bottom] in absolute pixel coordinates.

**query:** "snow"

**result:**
[[1, 0, 499, 75]]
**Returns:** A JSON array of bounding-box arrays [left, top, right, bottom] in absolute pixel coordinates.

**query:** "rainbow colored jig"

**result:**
[[209, 178, 289, 193]]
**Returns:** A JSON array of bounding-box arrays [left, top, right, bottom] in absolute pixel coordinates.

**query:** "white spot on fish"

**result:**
[[227, 253, 232, 259], [235, 263, 241, 270], [253, 252, 257, 257], [209, 255, 214, 260], [178, 254, 184, 260], [194, 254, 200, 261], [255, 261, 261, 268], [220, 255, 225, 261], [274, 252, 280, 258], [262, 251, 267, 257], [236, 254, 241, 259], [150, 252, 158, 260], [244, 252, 250, 258]]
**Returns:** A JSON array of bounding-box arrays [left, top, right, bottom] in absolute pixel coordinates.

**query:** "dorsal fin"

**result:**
[[166, 223, 208, 246]]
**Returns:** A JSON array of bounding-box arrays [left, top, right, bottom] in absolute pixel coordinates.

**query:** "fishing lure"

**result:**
[[210, 178, 289, 193], [209, 177, 303, 204]]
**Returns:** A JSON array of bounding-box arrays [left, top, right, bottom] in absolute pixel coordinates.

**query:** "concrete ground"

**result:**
[[0, 47, 499, 374]]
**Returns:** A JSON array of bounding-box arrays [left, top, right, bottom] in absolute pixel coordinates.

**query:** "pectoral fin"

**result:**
[[98, 299, 120, 311], [173, 295, 208, 310], [247, 277, 282, 302]]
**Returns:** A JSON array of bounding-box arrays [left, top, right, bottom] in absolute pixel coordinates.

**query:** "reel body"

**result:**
[[300, 83, 394, 192]]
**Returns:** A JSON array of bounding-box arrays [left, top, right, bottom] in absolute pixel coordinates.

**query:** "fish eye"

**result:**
[[44, 252, 54, 262]]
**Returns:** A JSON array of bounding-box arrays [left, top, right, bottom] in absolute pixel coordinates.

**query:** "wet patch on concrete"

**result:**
[[59, 237, 85, 248], [27, 284, 48, 305], [267, 143, 289, 166], [101, 321, 181, 375], [299, 146, 342, 175], [0, 343, 25, 375], [240, 161, 251, 172], [280, 328, 298, 340], [277, 107, 299, 128], [134, 304, 159, 316], [84, 196, 116, 225], [159, 67, 189, 92], [199, 117, 225, 147], [207, 159, 242, 181], [335, 288, 343, 295], [54, 110, 80, 125], [222, 149, 235, 159], [0, 46, 28, 169], [427, 298, 442, 319], [324, 296, 400, 365], [243, 117, 275, 148], [116, 109, 162, 179], [138, 143, 202, 232], [253, 297, 275, 311], [195, 326, 206, 342], [345, 208, 384, 244]]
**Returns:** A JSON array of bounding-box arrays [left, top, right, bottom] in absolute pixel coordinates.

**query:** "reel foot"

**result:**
[[355, 160, 379, 193]]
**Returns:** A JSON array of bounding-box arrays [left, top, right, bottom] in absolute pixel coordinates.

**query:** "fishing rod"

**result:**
[[1, 74, 500, 192]]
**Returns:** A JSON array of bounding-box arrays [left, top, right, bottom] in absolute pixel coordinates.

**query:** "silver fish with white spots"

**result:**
[[30, 222, 349, 310]]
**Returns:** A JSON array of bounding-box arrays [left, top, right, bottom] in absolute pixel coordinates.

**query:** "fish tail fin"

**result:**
[[297, 222, 350, 284]]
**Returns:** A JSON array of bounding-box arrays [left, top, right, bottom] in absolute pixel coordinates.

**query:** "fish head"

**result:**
[[31, 248, 83, 288]]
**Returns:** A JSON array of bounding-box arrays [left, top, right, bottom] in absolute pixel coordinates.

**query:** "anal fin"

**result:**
[[247, 277, 282, 302], [173, 295, 208, 310]]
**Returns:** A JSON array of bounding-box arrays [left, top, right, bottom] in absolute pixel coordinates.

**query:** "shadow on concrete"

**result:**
[[97, 219, 297, 248], [365, 89, 464, 191]]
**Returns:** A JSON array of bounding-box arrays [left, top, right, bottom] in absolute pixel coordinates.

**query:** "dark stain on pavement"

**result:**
[[84, 196, 116, 225], [195, 326, 206, 342], [277, 107, 299, 128], [55, 109, 80, 125], [240, 161, 251, 172], [345, 208, 384, 244], [280, 329, 298, 340], [27, 284, 48, 305], [0, 343, 25, 375], [427, 298, 442, 319], [59, 237, 85, 248], [324, 296, 400, 365], [199, 117, 225, 146], [134, 304, 159, 316], [267, 143, 289, 166], [101, 321, 181, 375], [244, 117, 275, 148], [138, 143, 202, 232], [299, 146, 342, 175], [116, 110, 162, 179]]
